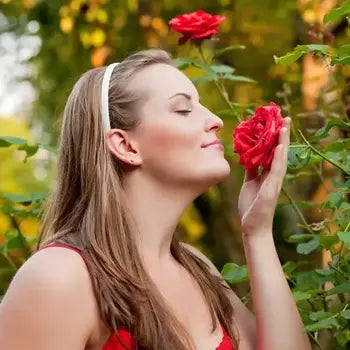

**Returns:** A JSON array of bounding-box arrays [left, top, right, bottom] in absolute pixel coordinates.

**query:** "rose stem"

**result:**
[[298, 129, 350, 176], [336, 221, 350, 268], [284, 92, 324, 183], [322, 57, 350, 122], [282, 87, 299, 141], [281, 187, 314, 234], [198, 44, 243, 123]]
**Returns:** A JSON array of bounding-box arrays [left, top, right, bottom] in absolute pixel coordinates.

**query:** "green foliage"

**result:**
[[0, 136, 56, 162], [274, 45, 330, 65], [323, 1, 350, 23], [214, 4, 350, 348], [0, 139, 49, 295], [221, 262, 249, 283], [1, 1, 350, 348]]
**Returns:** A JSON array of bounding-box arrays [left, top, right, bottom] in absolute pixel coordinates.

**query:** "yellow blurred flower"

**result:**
[[91, 28, 106, 47], [0, 212, 11, 234], [19, 217, 41, 238], [60, 16, 74, 34]]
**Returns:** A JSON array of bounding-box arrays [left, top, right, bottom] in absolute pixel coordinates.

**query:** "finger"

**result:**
[[244, 167, 258, 182], [259, 120, 290, 197], [271, 143, 284, 176]]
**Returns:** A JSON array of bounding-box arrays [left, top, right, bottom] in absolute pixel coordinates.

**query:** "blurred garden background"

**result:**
[[1, 0, 350, 348]]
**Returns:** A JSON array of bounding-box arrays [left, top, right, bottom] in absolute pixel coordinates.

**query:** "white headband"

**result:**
[[101, 62, 120, 131]]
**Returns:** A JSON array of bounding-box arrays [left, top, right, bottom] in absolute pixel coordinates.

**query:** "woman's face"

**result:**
[[121, 63, 230, 190]]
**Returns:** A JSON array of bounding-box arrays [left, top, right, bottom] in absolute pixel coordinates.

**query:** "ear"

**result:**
[[106, 129, 142, 166]]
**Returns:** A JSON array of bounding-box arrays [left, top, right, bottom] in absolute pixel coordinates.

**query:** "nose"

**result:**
[[204, 110, 224, 132]]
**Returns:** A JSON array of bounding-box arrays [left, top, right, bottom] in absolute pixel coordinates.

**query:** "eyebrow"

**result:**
[[168, 92, 200, 102]]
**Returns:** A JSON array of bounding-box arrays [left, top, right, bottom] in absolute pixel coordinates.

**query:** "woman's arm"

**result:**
[[0, 248, 97, 350], [242, 233, 311, 350], [237, 117, 311, 350]]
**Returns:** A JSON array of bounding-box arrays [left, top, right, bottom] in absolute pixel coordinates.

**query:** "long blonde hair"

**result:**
[[36, 49, 239, 350]]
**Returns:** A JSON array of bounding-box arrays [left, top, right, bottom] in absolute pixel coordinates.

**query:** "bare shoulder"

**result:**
[[181, 242, 256, 350], [0, 246, 98, 350]]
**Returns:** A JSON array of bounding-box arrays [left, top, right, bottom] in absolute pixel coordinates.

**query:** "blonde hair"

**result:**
[[36, 49, 239, 350]]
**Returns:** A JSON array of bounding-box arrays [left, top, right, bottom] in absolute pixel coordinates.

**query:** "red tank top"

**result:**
[[39, 243, 235, 350]]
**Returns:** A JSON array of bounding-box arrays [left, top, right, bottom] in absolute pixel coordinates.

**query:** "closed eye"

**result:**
[[176, 110, 192, 116]]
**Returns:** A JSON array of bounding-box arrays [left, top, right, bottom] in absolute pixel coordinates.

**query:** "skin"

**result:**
[[0, 63, 311, 350], [106, 64, 231, 268]]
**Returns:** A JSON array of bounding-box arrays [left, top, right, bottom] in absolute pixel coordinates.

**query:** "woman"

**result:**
[[0, 49, 311, 350]]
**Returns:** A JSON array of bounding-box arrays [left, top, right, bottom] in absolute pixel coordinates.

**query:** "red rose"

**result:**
[[233, 102, 283, 171], [168, 10, 226, 45]]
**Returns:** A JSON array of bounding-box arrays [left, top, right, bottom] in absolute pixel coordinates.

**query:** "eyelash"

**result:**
[[176, 110, 192, 116]]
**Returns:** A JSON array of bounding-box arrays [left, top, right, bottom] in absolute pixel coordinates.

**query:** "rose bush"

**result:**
[[168, 10, 226, 45], [233, 102, 283, 171], [170, 7, 350, 348], [1, 5, 350, 349]]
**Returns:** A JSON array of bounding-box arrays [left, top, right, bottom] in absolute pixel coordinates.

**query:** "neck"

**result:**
[[123, 171, 201, 271]]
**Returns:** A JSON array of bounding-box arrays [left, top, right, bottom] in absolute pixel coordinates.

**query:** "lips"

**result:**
[[202, 140, 222, 148]]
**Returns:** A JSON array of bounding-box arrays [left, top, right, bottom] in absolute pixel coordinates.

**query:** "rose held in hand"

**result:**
[[233, 102, 283, 171], [168, 10, 226, 45]]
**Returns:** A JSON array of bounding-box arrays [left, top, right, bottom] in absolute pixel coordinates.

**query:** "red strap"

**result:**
[[38, 243, 90, 271]]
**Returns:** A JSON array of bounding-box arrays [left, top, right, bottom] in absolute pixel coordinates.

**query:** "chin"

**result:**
[[204, 160, 231, 186]]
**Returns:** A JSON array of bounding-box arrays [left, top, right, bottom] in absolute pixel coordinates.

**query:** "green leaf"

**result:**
[[304, 317, 339, 332], [292, 290, 311, 302], [274, 45, 329, 66], [274, 49, 305, 66], [332, 46, 350, 65], [38, 143, 57, 154], [340, 310, 350, 319], [172, 57, 194, 69], [331, 55, 350, 65], [315, 268, 335, 277], [302, 44, 330, 54], [287, 234, 315, 243], [210, 64, 235, 74], [327, 192, 344, 209], [338, 44, 350, 57], [213, 44, 246, 58], [0, 136, 27, 147], [325, 151, 343, 162], [336, 329, 350, 346], [18, 143, 39, 162], [2, 192, 47, 204], [288, 146, 311, 168], [0, 136, 55, 158], [192, 75, 218, 83], [338, 231, 350, 246], [221, 263, 249, 284], [222, 74, 256, 83], [324, 1, 350, 23], [320, 232, 339, 250], [309, 311, 333, 321], [282, 261, 297, 276], [311, 119, 350, 141], [325, 283, 350, 295], [195, 62, 217, 77], [297, 236, 320, 254], [323, 139, 350, 152]]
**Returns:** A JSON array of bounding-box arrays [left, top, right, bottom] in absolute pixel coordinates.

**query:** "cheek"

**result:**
[[140, 120, 201, 164]]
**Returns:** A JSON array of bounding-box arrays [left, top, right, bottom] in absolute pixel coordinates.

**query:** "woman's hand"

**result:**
[[237, 117, 291, 237]]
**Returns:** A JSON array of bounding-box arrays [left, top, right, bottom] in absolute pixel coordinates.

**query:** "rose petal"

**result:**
[[232, 101, 284, 170]]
